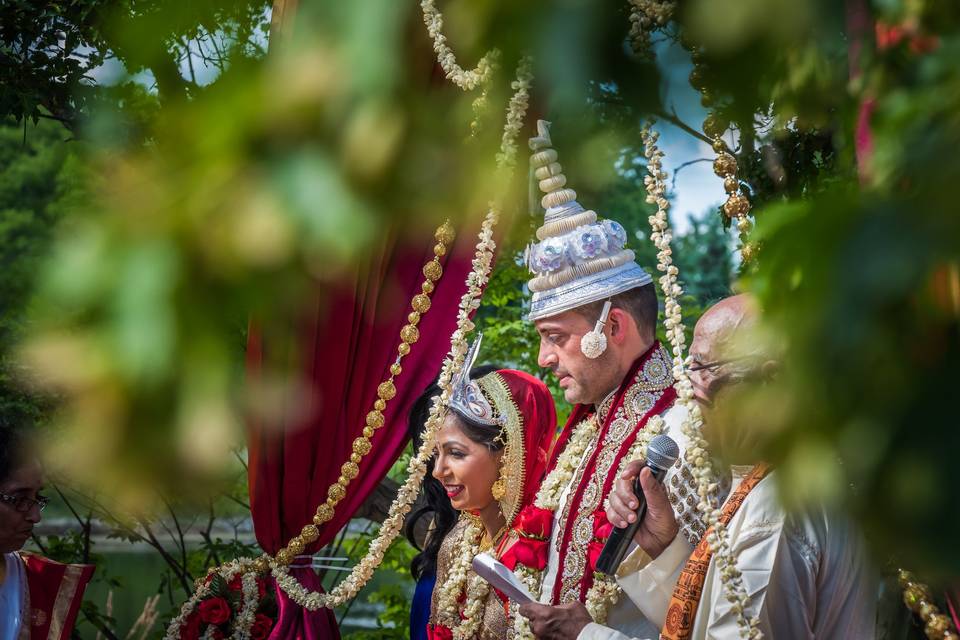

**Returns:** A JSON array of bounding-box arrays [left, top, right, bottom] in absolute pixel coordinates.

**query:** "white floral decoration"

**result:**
[[420, 0, 498, 92], [431, 515, 496, 640], [642, 122, 761, 640]]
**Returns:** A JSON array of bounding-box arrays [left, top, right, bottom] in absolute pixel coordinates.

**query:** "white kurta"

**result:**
[[0, 552, 26, 640], [541, 403, 695, 639], [577, 468, 877, 640]]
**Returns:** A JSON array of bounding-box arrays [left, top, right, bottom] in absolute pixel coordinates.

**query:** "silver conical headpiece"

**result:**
[[525, 121, 652, 321]]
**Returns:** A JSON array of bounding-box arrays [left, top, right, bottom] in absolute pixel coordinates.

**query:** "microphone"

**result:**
[[595, 434, 680, 575]]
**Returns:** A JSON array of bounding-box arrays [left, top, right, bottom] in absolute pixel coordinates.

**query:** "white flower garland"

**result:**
[[432, 516, 495, 639], [455, 572, 493, 640], [420, 0, 499, 92], [535, 416, 600, 512], [496, 57, 533, 169], [509, 415, 600, 638], [582, 414, 666, 624], [233, 572, 260, 640], [642, 123, 761, 639]]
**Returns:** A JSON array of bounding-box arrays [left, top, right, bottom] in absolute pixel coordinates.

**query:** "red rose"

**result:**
[[587, 540, 605, 574], [592, 511, 613, 541], [228, 575, 243, 592], [179, 613, 201, 640], [500, 537, 548, 571], [514, 505, 553, 540], [198, 597, 232, 625], [250, 613, 273, 640], [256, 577, 268, 599], [428, 624, 453, 640]]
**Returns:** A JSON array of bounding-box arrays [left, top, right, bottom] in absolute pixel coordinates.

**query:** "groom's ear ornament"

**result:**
[[580, 300, 612, 359]]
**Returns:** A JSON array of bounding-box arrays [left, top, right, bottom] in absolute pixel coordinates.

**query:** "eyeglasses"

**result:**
[[687, 355, 756, 375], [0, 492, 49, 513]]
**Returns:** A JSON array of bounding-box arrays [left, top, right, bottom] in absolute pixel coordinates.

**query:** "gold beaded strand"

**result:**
[[687, 48, 756, 263], [267, 220, 455, 571], [900, 570, 960, 640]]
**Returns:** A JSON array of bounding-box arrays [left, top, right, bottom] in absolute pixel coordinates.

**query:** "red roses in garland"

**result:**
[[500, 505, 553, 572], [179, 572, 277, 640], [199, 597, 232, 625], [587, 511, 614, 575]]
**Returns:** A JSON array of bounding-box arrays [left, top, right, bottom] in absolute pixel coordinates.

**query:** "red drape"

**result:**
[[247, 224, 480, 639]]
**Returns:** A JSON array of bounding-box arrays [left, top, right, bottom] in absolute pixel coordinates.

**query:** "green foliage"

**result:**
[[742, 27, 960, 577], [0, 117, 85, 423], [337, 524, 417, 639], [0, 0, 271, 131], [673, 211, 734, 306]]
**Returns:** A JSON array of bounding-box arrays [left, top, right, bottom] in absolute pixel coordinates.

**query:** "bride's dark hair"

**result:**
[[405, 364, 500, 580]]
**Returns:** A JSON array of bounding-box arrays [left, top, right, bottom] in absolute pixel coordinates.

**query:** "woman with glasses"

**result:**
[[0, 423, 94, 640]]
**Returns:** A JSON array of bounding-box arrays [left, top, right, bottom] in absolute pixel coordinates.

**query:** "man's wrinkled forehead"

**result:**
[[533, 310, 592, 335]]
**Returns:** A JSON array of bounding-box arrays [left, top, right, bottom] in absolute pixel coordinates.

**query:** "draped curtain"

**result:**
[[247, 226, 479, 639]]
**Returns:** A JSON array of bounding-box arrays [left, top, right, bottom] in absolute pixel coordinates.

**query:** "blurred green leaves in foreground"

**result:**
[[1, 0, 959, 578]]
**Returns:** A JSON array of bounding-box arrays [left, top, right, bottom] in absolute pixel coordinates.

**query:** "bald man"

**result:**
[[520, 295, 876, 640]]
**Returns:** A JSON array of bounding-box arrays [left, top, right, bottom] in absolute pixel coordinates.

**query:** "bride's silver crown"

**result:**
[[449, 334, 504, 428], [526, 120, 652, 321]]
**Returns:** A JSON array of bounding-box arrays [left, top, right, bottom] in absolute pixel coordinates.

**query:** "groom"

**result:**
[[501, 121, 713, 638]]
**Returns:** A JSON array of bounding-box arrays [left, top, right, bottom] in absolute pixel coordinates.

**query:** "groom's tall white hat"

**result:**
[[525, 120, 652, 321]]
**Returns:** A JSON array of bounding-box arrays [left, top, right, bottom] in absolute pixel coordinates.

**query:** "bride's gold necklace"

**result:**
[[480, 524, 509, 552], [465, 513, 509, 553]]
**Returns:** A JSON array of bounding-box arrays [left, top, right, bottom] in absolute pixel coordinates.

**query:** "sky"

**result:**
[[650, 38, 733, 234]]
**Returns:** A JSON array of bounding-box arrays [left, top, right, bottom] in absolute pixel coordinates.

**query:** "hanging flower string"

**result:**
[[420, 0, 498, 91], [420, 0, 502, 136], [271, 202, 498, 611], [642, 122, 761, 639], [626, 0, 675, 58]]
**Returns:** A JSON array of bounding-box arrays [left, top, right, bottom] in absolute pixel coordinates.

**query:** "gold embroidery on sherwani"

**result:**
[[558, 345, 674, 604], [554, 425, 600, 554]]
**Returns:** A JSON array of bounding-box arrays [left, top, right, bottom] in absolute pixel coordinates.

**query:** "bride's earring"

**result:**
[[491, 475, 506, 501]]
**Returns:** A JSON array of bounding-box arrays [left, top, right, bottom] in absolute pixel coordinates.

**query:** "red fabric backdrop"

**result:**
[[247, 224, 481, 639]]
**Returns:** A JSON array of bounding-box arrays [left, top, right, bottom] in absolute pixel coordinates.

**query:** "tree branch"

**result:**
[[670, 158, 713, 190], [653, 107, 730, 152], [162, 496, 189, 576], [136, 518, 193, 595]]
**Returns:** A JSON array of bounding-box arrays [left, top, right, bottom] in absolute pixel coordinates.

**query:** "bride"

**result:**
[[428, 341, 556, 640]]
